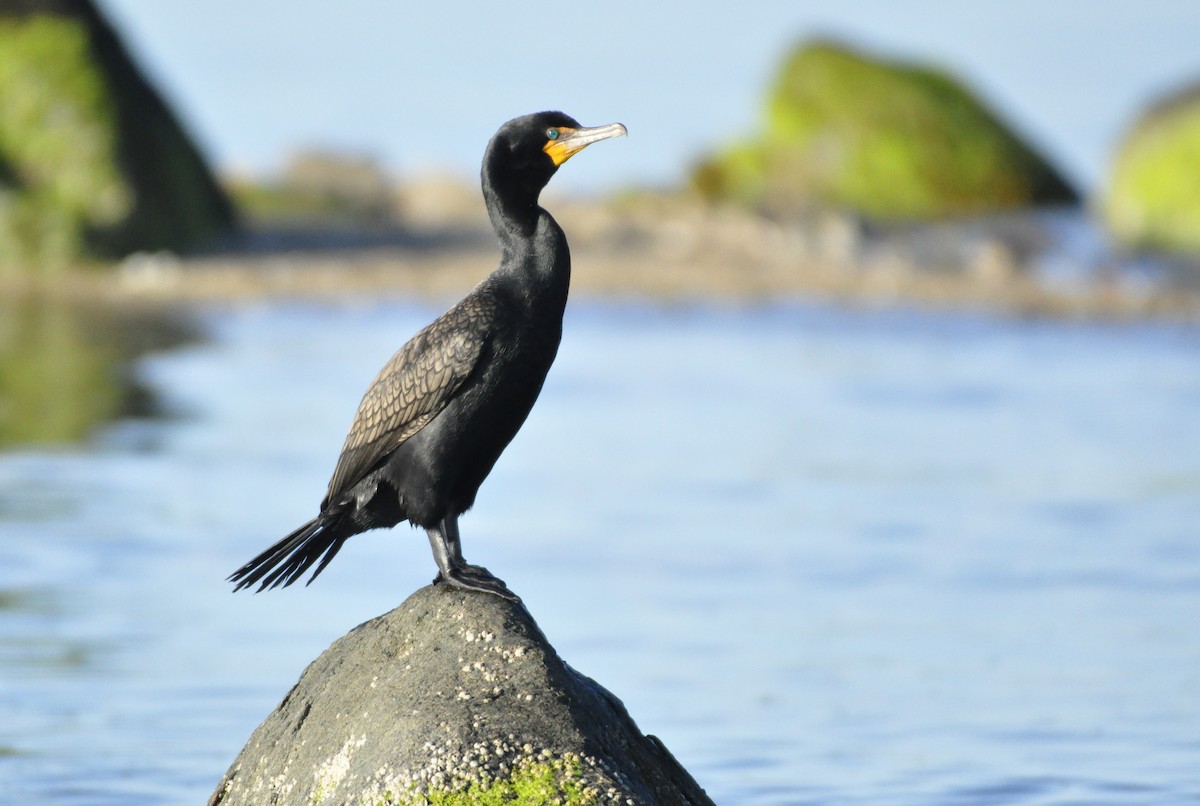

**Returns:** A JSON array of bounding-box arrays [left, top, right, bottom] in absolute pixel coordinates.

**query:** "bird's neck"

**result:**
[[482, 168, 542, 240], [484, 182, 571, 302], [499, 209, 571, 305]]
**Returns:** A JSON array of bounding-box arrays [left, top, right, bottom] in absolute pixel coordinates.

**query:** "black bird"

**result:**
[[229, 112, 626, 601]]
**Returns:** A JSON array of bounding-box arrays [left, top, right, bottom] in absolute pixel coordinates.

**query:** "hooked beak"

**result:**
[[544, 121, 628, 166]]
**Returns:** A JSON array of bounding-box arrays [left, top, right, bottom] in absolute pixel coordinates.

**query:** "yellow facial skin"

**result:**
[[543, 122, 628, 166]]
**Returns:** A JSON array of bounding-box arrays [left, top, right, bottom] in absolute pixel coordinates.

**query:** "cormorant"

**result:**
[[229, 112, 626, 601]]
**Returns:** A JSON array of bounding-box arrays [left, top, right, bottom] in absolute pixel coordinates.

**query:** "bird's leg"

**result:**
[[427, 519, 519, 602], [443, 513, 488, 579]]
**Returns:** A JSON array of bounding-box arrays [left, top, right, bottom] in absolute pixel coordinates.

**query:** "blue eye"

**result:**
[[546, 128, 559, 140]]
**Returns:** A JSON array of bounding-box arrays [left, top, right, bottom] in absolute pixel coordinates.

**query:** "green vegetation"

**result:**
[[0, 5, 234, 271], [0, 16, 129, 268], [692, 39, 1078, 219], [370, 755, 603, 806], [1104, 84, 1200, 256]]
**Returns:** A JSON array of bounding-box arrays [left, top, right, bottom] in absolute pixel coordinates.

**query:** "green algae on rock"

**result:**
[[1103, 81, 1200, 257], [692, 39, 1078, 220], [0, 1, 234, 269], [360, 754, 606, 806], [0, 15, 127, 265]]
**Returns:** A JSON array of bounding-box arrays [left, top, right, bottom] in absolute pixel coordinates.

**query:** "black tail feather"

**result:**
[[229, 510, 350, 592]]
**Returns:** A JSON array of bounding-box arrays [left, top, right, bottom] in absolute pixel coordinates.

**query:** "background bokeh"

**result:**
[[99, 0, 1200, 193]]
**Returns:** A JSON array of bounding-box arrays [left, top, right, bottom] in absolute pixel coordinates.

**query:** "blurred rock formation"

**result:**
[[1103, 78, 1200, 258], [691, 38, 1078, 220], [0, 0, 234, 269]]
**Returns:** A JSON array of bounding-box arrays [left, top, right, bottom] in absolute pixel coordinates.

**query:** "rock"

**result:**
[[968, 238, 1019, 285], [209, 586, 713, 806], [691, 38, 1078, 220], [229, 150, 400, 233], [284, 152, 393, 211], [0, 0, 234, 267], [1103, 80, 1200, 257], [814, 209, 864, 266]]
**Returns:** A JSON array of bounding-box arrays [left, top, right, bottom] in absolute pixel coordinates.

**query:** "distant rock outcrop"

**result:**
[[0, 0, 234, 267], [1103, 80, 1200, 257], [208, 586, 713, 806], [691, 39, 1078, 220]]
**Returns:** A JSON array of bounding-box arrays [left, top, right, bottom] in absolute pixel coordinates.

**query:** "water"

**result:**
[[2, 300, 1199, 804], [0, 296, 194, 449]]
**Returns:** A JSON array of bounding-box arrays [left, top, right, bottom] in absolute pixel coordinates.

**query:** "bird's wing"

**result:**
[[322, 299, 493, 505]]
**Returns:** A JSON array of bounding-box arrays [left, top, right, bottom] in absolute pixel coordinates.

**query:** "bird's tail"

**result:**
[[229, 507, 351, 592]]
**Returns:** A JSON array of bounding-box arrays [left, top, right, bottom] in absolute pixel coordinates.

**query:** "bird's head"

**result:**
[[483, 111, 627, 207]]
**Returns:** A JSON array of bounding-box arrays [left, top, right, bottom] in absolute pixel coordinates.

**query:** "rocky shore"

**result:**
[[15, 183, 1196, 322]]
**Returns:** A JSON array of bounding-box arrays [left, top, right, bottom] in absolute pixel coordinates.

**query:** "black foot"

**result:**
[[431, 563, 499, 585], [433, 568, 521, 602], [459, 563, 495, 580]]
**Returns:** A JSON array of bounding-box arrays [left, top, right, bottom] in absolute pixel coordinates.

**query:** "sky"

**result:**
[[97, 0, 1200, 195]]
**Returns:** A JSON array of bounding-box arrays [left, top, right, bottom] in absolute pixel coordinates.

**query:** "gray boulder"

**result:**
[[209, 585, 713, 805]]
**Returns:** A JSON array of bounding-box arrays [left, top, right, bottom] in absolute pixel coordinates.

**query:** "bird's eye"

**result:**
[[546, 128, 560, 141]]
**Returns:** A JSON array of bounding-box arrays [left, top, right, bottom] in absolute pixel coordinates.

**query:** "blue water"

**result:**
[[2, 300, 1199, 804]]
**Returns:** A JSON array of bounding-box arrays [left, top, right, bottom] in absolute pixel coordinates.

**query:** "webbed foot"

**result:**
[[434, 567, 521, 602]]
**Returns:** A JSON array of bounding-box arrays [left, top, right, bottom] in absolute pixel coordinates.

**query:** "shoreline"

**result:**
[[6, 195, 1200, 322]]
